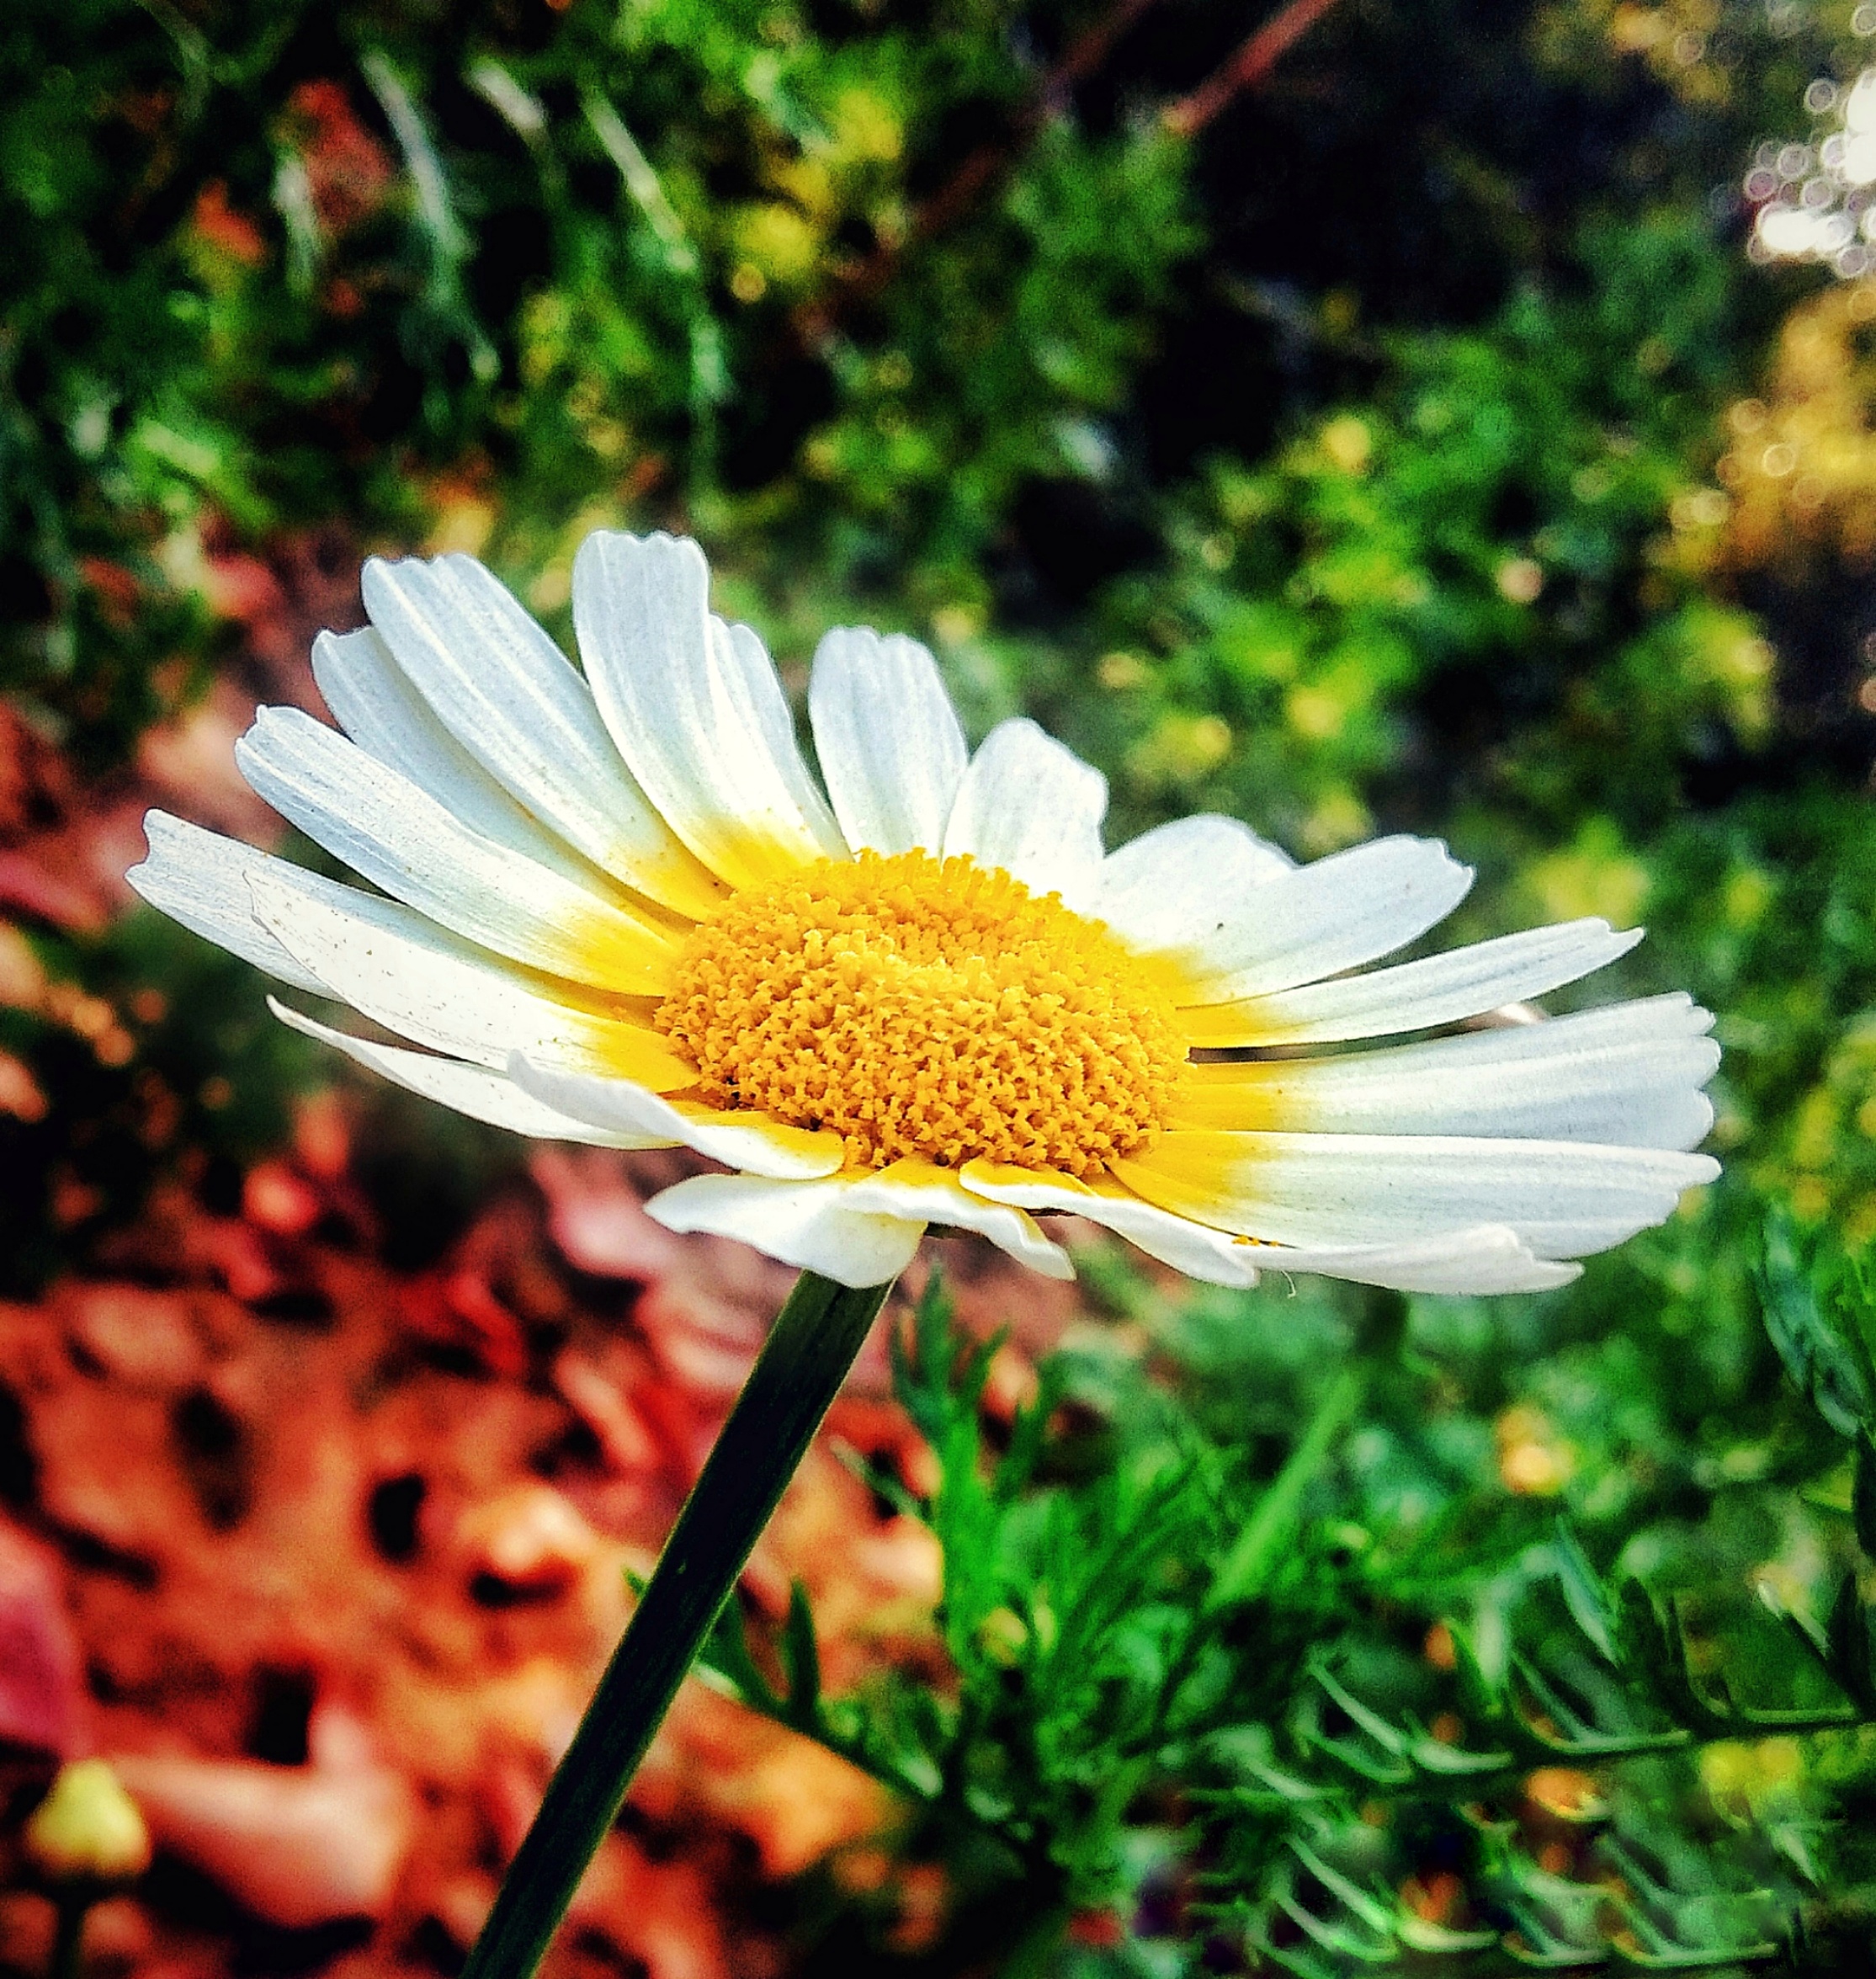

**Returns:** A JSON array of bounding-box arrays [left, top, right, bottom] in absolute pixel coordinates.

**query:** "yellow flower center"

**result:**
[[655, 850, 1186, 1177]]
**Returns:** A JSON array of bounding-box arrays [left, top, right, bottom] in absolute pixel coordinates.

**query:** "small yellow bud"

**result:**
[[977, 1607, 1028, 1665], [24, 1761, 153, 1885]]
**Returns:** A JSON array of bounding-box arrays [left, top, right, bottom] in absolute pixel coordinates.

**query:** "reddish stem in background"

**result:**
[[1161, 0, 1347, 138], [796, 0, 1165, 334], [798, 0, 1344, 340]]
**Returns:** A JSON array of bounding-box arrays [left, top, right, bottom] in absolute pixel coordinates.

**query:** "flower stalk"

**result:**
[[459, 1268, 893, 1979], [48, 1897, 89, 1979]]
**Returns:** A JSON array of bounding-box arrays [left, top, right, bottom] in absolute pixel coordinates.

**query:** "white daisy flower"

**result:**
[[128, 532, 1719, 1295]]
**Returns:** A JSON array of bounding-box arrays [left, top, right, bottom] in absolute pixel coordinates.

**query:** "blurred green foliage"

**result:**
[[13, 0, 1876, 1969]]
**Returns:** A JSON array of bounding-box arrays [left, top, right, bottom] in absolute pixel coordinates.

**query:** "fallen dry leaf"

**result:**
[[0, 1083, 1078, 1975]]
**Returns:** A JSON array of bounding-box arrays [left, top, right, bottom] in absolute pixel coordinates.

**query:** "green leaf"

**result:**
[[1551, 1521, 1617, 1662], [1617, 1582, 1735, 1737], [995, 1359, 1063, 1504], [1287, 1839, 1396, 1937], [1209, 1368, 1363, 1613], [1392, 1912, 1498, 1955], [1824, 1570, 1876, 1715], [1852, 1432, 1876, 1560], [1405, 1728, 1515, 1778], [694, 1592, 782, 1715], [1758, 1211, 1876, 1438], [781, 1579, 822, 1729]]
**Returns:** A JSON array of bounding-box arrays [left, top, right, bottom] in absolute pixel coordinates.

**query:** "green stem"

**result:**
[[459, 1269, 891, 1979], [1205, 1365, 1363, 1614]]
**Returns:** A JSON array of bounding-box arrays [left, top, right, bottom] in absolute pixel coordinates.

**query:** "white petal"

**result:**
[[943, 718, 1108, 905], [645, 1173, 923, 1287], [959, 1162, 1260, 1286], [313, 627, 625, 897], [127, 814, 327, 994], [244, 865, 692, 1088], [269, 1001, 675, 1147], [236, 707, 676, 996], [808, 627, 969, 856], [1176, 995, 1719, 1151], [842, 1161, 1074, 1279], [508, 1056, 844, 1180], [571, 531, 847, 888], [361, 553, 723, 918], [1175, 837, 1473, 1004], [1182, 919, 1645, 1045], [1246, 1227, 1582, 1295], [959, 1162, 1575, 1292], [1113, 1131, 1719, 1258], [1093, 815, 1293, 957], [724, 620, 848, 851]]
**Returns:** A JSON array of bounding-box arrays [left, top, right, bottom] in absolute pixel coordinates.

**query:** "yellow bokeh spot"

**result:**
[[831, 86, 903, 164], [929, 604, 982, 645], [1495, 1403, 1576, 1497], [656, 851, 1185, 1177], [528, 562, 572, 613], [1719, 281, 1876, 569], [1319, 414, 1372, 475], [1701, 1737, 1803, 1816], [1524, 822, 1650, 928], [735, 202, 821, 284], [1299, 787, 1372, 858], [1792, 1084, 1838, 1169], [1791, 1174, 1830, 1220], [1129, 711, 1233, 789], [1285, 684, 1347, 740], [425, 493, 497, 558], [1722, 864, 1772, 929], [1096, 650, 1148, 691], [1524, 1766, 1604, 1821]]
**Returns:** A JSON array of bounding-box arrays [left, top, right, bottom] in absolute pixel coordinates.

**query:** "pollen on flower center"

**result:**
[[653, 850, 1186, 1177]]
